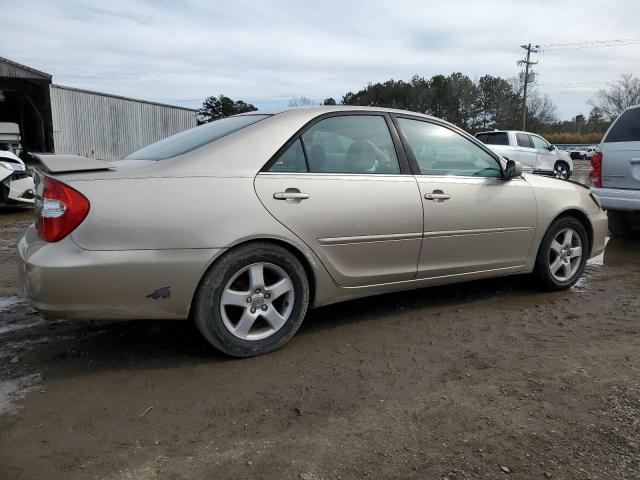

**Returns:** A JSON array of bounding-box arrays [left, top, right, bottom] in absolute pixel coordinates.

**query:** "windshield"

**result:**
[[125, 114, 270, 160]]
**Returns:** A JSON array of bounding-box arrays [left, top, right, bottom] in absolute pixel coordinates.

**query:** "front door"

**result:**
[[254, 114, 423, 287], [530, 134, 556, 173], [394, 117, 537, 279], [514, 132, 538, 172]]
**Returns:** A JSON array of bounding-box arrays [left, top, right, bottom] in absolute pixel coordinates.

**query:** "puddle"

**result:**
[[0, 295, 22, 311], [0, 317, 46, 336], [0, 373, 42, 415]]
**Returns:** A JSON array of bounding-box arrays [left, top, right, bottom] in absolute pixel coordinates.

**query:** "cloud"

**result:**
[[2, 0, 638, 119]]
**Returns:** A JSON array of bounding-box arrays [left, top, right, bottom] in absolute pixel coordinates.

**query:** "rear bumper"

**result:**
[[17, 225, 222, 320], [588, 210, 608, 258], [591, 187, 640, 212]]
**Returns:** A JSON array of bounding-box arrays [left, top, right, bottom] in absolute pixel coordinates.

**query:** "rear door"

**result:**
[[254, 113, 423, 287], [514, 132, 538, 171], [601, 106, 640, 189]]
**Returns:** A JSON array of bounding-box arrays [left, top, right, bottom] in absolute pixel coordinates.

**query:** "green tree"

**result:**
[[197, 95, 257, 123], [323, 98, 337, 105]]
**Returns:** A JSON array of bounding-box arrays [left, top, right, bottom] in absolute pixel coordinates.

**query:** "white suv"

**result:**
[[590, 105, 640, 237], [476, 130, 573, 179]]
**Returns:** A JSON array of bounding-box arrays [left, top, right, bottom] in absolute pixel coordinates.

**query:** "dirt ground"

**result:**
[[1, 163, 639, 480]]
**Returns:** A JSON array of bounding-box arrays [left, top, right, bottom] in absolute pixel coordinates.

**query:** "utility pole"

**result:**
[[517, 43, 539, 131]]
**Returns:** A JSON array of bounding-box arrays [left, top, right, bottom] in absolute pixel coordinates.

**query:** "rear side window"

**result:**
[[477, 132, 509, 145], [516, 133, 533, 148], [125, 114, 270, 160], [604, 108, 640, 143], [268, 139, 307, 172]]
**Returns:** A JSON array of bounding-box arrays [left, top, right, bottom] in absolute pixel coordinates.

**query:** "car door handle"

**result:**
[[424, 193, 451, 201], [273, 190, 310, 201], [630, 158, 640, 165]]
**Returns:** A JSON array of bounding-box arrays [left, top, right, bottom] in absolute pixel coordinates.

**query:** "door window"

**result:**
[[301, 116, 400, 174], [516, 133, 534, 148], [397, 118, 502, 177], [530, 135, 550, 150]]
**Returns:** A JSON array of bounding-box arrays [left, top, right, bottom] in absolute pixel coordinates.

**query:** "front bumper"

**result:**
[[17, 225, 222, 320], [2, 172, 35, 205], [591, 187, 640, 212]]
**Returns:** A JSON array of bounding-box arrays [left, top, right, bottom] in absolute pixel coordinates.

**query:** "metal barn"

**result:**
[[0, 56, 197, 160]]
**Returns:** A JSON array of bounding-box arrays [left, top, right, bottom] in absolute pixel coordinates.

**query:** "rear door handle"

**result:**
[[273, 188, 310, 202], [424, 193, 451, 201]]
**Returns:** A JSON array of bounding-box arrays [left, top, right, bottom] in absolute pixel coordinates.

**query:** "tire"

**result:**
[[533, 216, 588, 291], [193, 242, 310, 357], [607, 210, 632, 238], [554, 161, 571, 180]]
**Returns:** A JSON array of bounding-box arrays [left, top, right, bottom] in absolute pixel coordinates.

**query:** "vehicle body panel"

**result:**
[[415, 175, 536, 277], [254, 173, 423, 286], [1, 150, 35, 205]]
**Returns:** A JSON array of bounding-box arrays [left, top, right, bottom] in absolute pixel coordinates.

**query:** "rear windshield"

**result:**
[[125, 114, 270, 160], [476, 132, 509, 145], [604, 107, 640, 143]]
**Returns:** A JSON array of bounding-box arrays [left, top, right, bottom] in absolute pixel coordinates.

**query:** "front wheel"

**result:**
[[193, 242, 310, 357], [554, 162, 571, 180], [533, 217, 588, 291]]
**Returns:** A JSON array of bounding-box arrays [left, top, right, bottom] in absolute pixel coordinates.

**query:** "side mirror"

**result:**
[[505, 159, 523, 179], [548, 144, 556, 151]]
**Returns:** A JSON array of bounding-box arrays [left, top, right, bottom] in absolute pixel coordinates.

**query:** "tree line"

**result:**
[[197, 73, 640, 144]]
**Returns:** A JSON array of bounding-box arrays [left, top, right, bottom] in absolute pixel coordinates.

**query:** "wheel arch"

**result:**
[[188, 236, 319, 320], [542, 208, 594, 257]]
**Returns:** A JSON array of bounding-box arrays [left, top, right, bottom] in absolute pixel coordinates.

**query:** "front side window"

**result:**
[[301, 116, 400, 174], [397, 118, 502, 177], [516, 133, 533, 148], [125, 114, 269, 160], [530, 135, 550, 150], [604, 107, 640, 143]]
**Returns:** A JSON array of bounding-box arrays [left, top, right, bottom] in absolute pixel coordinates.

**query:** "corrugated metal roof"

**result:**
[[0, 57, 51, 79], [52, 84, 198, 112]]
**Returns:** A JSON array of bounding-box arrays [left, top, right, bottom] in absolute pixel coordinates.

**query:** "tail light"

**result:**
[[588, 151, 602, 188], [36, 177, 90, 242]]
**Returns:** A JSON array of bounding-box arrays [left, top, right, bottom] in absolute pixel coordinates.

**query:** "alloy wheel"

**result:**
[[548, 228, 583, 282], [554, 164, 569, 180], [220, 262, 295, 341]]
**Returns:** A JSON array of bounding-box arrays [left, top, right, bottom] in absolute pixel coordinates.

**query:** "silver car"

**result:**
[[18, 107, 608, 356]]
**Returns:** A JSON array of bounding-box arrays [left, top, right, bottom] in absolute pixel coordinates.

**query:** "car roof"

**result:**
[[249, 105, 440, 121]]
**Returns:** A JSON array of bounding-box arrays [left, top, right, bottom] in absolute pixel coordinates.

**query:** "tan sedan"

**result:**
[[18, 107, 608, 356]]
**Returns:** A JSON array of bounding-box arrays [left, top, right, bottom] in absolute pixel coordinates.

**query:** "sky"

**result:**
[[2, 0, 639, 120]]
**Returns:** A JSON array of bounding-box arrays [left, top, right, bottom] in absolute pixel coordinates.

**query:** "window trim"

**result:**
[[261, 111, 412, 175], [390, 114, 506, 179]]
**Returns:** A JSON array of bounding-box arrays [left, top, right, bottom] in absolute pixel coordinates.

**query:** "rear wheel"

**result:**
[[193, 242, 310, 357], [554, 161, 571, 180], [534, 217, 588, 290]]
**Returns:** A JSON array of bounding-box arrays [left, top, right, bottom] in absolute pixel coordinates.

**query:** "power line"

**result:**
[[541, 38, 640, 52], [540, 36, 640, 48]]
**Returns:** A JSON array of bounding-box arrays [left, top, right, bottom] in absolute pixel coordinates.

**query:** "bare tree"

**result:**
[[288, 96, 319, 107], [590, 74, 640, 121]]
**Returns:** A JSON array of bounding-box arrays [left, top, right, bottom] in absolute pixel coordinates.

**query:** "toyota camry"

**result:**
[[18, 107, 608, 356]]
